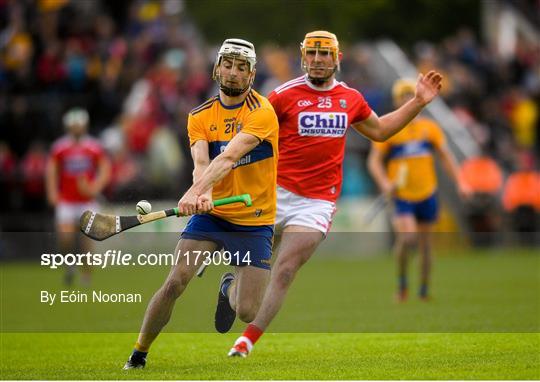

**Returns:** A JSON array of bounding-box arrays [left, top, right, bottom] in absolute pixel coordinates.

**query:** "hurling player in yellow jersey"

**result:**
[[368, 79, 470, 302], [123, 38, 279, 369]]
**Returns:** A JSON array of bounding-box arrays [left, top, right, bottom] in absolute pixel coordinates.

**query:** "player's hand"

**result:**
[[381, 180, 396, 199], [414, 70, 443, 106], [77, 176, 99, 198], [178, 189, 199, 216], [47, 192, 58, 207], [196, 193, 214, 214]]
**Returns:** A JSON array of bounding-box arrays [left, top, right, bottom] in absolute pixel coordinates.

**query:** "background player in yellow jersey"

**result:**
[[368, 79, 471, 302], [123, 38, 279, 369]]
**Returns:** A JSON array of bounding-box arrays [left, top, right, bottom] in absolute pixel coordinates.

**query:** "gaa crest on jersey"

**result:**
[[298, 112, 348, 137], [339, 99, 347, 109], [297, 99, 314, 107]]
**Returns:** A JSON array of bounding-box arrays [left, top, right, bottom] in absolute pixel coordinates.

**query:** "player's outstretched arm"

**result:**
[[178, 132, 260, 215], [353, 71, 443, 142]]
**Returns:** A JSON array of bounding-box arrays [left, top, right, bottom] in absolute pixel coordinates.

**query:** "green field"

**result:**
[[1, 247, 539, 379], [1, 333, 539, 379]]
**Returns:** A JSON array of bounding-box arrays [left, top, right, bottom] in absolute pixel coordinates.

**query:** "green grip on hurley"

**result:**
[[213, 193, 252, 207], [173, 193, 252, 216]]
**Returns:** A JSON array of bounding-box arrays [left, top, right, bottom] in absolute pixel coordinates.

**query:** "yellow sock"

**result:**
[[135, 341, 149, 353]]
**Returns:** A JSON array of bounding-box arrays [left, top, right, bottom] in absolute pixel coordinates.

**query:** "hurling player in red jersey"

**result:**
[[228, 31, 443, 357], [46, 108, 111, 285]]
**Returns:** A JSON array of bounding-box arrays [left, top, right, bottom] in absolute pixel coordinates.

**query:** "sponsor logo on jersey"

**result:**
[[298, 112, 348, 137], [387, 140, 433, 160], [297, 99, 314, 107], [211, 141, 273, 167], [64, 155, 92, 174], [254, 209, 263, 217], [401, 141, 432, 156], [233, 154, 251, 168]]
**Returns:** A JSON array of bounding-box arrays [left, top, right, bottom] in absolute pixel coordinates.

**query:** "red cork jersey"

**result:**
[[269, 76, 372, 202]]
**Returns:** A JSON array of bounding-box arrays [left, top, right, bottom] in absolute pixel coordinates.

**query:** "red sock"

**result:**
[[243, 324, 264, 345]]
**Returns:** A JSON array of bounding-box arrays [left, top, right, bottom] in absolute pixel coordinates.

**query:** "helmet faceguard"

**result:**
[[300, 31, 340, 85], [213, 38, 257, 97]]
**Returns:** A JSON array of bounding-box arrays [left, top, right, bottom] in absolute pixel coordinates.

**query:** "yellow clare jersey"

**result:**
[[373, 117, 446, 201], [187, 90, 279, 226]]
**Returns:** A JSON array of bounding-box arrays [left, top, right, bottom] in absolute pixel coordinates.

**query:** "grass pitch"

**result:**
[[1, 247, 539, 379], [1, 333, 539, 379]]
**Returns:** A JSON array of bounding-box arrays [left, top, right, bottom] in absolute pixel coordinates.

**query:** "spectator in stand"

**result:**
[[0, 142, 17, 214], [505, 87, 538, 151], [106, 144, 140, 202], [37, 40, 66, 89], [1, 3, 34, 77], [20, 141, 48, 210]]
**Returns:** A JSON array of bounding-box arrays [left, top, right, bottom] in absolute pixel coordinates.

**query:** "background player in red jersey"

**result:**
[[228, 31, 443, 357], [45, 108, 111, 285]]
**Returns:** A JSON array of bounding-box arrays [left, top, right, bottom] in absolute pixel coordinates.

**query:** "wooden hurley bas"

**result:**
[[80, 194, 252, 241]]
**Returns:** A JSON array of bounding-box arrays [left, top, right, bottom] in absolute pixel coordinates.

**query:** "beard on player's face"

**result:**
[[218, 74, 251, 97], [306, 65, 336, 85], [305, 52, 337, 85]]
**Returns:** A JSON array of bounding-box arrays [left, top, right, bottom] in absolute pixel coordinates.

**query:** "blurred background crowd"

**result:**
[[0, 0, 539, 236]]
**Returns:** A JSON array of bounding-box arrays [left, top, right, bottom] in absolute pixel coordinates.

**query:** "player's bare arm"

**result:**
[[77, 157, 111, 198], [190, 140, 213, 212], [367, 147, 394, 197], [436, 144, 472, 199], [352, 71, 443, 142], [45, 157, 59, 207], [178, 132, 261, 215]]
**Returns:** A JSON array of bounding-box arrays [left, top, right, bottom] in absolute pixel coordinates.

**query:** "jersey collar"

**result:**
[[218, 96, 245, 109]]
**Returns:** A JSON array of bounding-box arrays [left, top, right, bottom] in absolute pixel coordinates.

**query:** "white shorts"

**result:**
[[56, 201, 97, 226], [275, 186, 336, 234]]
